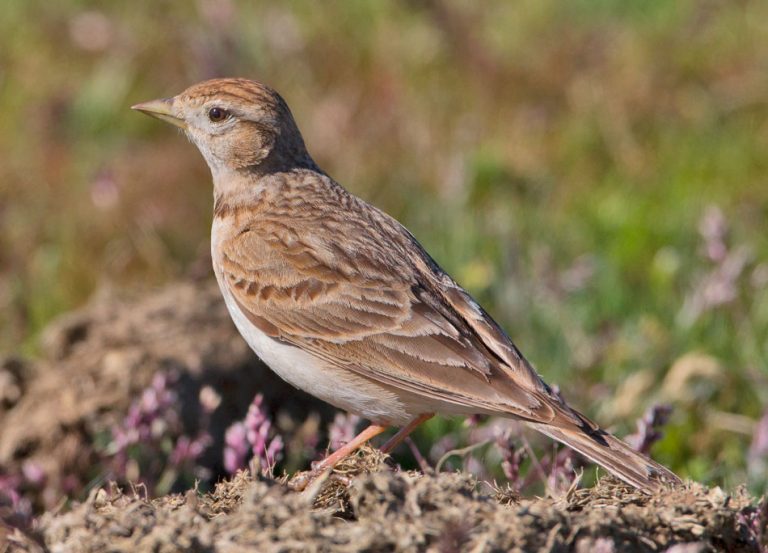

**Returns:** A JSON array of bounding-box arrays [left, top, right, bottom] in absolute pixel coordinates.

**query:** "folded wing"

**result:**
[[219, 205, 587, 427]]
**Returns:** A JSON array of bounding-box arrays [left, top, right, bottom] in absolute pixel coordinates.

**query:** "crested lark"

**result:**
[[133, 78, 680, 493]]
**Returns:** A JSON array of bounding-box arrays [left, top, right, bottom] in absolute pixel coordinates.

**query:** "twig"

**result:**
[[405, 437, 431, 473], [436, 440, 491, 473]]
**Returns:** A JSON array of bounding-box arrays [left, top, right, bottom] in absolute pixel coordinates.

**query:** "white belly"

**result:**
[[211, 225, 410, 424]]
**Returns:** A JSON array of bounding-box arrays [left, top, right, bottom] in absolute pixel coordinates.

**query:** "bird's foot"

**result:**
[[286, 469, 318, 492]]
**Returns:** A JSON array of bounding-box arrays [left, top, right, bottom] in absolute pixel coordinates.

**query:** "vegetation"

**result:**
[[1, 0, 767, 493]]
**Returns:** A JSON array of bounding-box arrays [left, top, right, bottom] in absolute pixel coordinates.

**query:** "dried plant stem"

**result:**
[[436, 440, 491, 473]]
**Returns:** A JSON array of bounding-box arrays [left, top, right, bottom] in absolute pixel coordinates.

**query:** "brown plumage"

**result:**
[[133, 78, 681, 493]]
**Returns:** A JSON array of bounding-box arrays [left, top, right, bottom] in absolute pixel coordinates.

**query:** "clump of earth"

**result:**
[[7, 450, 764, 552]]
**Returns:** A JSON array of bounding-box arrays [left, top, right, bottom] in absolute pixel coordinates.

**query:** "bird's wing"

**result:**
[[218, 208, 587, 427]]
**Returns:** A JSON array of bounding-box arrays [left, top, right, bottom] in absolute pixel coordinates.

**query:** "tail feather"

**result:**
[[528, 421, 681, 494]]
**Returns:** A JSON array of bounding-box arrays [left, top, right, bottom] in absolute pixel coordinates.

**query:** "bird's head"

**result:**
[[132, 78, 312, 178]]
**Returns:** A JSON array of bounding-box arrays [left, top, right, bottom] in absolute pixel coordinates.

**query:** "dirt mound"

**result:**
[[0, 281, 765, 552], [6, 448, 763, 552], [0, 281, 329, 512]]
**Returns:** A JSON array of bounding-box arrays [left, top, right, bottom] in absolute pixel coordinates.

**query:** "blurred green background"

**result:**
[[1, 0, 767, 490]]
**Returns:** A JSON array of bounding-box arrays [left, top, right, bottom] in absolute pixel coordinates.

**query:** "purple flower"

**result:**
[[328, 412, 360, 450], [223, 394, 283, 475], [681, 205, 752, 324], [626, 404, 673, 455], [171, 434, 213, 468], [20, 462, 46, 487], [104, 371, 213, 492], [224, 422, 249, 474], [0, 471, 33, 529], [496, 432, 525, 486], [748, 408, 768, 484], [699, 205, 728, 263], [750, 409, 768, 460]]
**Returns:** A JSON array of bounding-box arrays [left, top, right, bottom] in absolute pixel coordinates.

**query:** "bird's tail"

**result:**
[[527, 420, 681, 494]]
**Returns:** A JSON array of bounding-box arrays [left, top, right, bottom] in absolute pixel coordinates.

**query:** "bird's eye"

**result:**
[[208, 107, 229, 122]]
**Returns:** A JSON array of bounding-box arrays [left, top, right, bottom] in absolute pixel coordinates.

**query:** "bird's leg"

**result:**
[[313, 422, 389, 472], [290, 414, 434, 492], [380, 413, 434, 453], [289, 422, 388, 491]]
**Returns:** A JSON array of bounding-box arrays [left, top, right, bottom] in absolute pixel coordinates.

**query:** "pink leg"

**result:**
[[381, 413, 434, 453], [290, 414, 435, 492], [290, 422, 389, 491], [313, 422, 389, 472]]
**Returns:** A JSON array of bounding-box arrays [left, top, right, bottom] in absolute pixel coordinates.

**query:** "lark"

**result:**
[[133, 78, 680, 493]]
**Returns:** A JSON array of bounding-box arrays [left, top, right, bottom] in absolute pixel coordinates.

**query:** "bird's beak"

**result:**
[[131, 97, 188, 130]]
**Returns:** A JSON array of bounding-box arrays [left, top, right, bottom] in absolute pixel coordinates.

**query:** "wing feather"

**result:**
[[213, 166, 600, 428], [218, 209, 581, 426]]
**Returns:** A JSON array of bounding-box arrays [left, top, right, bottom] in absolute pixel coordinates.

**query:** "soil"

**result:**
[[0, 281, 331, 512], [0, 281, 765, 552]]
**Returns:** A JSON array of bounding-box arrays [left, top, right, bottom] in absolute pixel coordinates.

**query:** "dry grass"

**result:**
[[7, 448, 763, 552]]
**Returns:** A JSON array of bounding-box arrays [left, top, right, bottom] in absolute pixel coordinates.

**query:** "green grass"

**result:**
[[1, 0, 767, 491]]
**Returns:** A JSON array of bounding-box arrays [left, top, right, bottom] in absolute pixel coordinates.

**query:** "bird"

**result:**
[[132, 78, 681, 493]]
